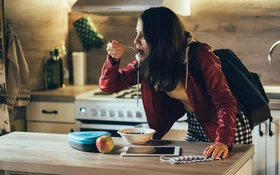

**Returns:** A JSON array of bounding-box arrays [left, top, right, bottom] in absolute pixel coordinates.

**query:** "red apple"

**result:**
[[96, 135, 114, 153]]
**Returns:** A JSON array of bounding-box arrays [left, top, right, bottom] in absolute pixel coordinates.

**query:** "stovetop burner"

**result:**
[[93, 91, 112, 96], [92, 86, 141, 99], [115, 89, 141, 99]]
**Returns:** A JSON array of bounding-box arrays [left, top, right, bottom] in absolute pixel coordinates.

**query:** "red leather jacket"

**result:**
[[99, 43, 238, 147]]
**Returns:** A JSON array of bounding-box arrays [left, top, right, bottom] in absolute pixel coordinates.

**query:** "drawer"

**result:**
[[27, 122, 75, 134], [26, 102, 75, 123]]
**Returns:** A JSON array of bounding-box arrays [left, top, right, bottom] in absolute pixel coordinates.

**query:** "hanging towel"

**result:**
[[6, 24, 30, 112]]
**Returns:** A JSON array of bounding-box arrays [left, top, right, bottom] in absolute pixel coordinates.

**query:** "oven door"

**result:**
[[76, 120, 146, 137]]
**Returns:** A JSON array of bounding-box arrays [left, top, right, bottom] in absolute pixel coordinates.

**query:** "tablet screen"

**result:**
[[120, 146, 180, 157]]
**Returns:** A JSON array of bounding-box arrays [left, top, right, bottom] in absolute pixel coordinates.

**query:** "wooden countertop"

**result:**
[[264, 85, 280, 100], [30, 84, 99, 102], [0, 132, 254, 175]]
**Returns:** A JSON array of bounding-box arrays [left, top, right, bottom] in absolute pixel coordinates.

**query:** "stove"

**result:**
[[75, 86, 147, 136], [75, 86, 146, 122], [75, 86, 187, 137]]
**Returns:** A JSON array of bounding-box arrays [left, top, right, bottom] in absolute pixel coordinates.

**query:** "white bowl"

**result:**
[[117, 128, 156, 145]]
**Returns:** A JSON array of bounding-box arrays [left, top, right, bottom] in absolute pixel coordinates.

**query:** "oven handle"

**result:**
[[76, 122, 138, 130]]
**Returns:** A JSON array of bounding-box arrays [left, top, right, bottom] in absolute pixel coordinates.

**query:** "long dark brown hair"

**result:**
[[140, 7, 192, 91]]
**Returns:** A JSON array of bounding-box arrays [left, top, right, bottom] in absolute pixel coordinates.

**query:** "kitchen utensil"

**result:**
[[117, 128, 156, 145]]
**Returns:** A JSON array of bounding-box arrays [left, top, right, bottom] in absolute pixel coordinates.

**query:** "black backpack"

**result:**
[[188, 42, 272, 133]]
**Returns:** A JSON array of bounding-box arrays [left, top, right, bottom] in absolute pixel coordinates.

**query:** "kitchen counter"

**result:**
[[29, 85, 280, 102], [30, 84, 99, 102], [30, 85, 280, 101], [264, 85, 280, 100], [0, 132, 254, 175], [264, 86, 280, 110]]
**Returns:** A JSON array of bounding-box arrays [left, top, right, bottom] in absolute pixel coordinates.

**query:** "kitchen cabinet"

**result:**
[[253, 104, 280, 175], [26, 85, 99, 134], [26, 101, 75, 134]]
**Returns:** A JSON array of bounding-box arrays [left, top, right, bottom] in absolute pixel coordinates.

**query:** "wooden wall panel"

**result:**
[[5, 0, 70, 90], [69, 13, 138, 84], [184, 0, 280, 84], [69, 0, 280, 85], [4, 0, 280, 91]]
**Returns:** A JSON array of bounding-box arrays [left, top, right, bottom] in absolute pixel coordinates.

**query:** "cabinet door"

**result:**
[[253, 110, 280, 175], [266, 110, 279, 175], [253, 122, 266, 175]]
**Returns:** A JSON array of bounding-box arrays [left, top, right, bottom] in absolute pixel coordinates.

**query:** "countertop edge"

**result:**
[[29, 85, 99, 102], [30, 95, 75, 102], [269, 99, 280, 110]]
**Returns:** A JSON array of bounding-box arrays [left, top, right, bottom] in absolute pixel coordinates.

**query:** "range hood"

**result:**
[[72, 0, 164, 15]]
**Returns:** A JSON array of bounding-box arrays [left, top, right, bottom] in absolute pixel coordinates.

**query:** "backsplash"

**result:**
[[4, 0, 280, 91], [4, 0, 70, 91], [69, 0, 280, 86]]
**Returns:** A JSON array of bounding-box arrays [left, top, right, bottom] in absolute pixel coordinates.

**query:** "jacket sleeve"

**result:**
[[99, 55, 139, 93], [196, 44, 238, 146]]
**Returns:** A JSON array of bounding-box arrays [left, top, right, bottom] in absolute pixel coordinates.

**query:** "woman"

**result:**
[[99, 7, 252, 159]]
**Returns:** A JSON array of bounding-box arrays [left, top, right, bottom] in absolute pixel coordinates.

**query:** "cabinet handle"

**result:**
[[258, 124, 264, 137], [41, 109, 58, 115], [268, 116, 273, 137]]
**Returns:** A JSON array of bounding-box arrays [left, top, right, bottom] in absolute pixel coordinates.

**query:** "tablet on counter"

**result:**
[[120, 146, 180, 157]]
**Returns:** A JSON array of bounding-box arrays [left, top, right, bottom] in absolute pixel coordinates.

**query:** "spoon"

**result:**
[[135, 53, 141, 106], [107, 41, 136, 51], [108, 41, 141, 106]]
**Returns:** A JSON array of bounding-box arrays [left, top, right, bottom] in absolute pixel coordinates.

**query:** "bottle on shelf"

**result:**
[[44, 49, 63, 89]]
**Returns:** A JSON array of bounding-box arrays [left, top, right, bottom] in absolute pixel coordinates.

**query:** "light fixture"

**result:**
[[162, 0, 191, 16]]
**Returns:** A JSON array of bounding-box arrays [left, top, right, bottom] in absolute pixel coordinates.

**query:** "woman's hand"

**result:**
[[203, 142, 229, 159], [106, 40, 125, 60]]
